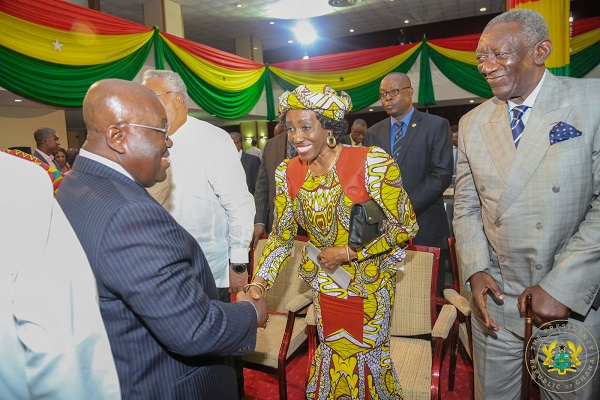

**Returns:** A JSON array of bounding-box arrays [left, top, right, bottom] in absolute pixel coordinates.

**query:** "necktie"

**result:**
[[510, 105, 529, 148], [392, 121, 405, 160]]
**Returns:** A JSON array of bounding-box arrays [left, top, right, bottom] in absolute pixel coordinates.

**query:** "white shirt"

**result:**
[[155, 117, 255, 288], [507, 70, 547, 126], [245, 146, 263, 159], [34, 148, 54, 165], [0, 152, 121, 399]]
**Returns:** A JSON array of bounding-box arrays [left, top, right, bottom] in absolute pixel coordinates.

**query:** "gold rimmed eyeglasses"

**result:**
[[119, 122, 170, 141]]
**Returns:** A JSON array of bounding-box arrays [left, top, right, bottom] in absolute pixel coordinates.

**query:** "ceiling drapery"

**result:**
[[0, 0, 598, 119]]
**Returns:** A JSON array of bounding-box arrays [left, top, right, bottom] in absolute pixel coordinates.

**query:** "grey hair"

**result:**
[[143, 70, 189, 101], [486, 9, 549, 48]]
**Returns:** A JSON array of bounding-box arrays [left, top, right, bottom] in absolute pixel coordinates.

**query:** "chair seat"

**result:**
[[242, 313, 308, 369], [390, 336, 432, 400]]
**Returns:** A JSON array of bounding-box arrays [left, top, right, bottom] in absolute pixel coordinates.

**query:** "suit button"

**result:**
[[498, 256, 505, 263], [495, 220, 501, 227], [480, 186, 486, 192], [535, 264, 543, 270], [536, 223, 543, 230], [585, 296, 591, 304], [552, 186, 560, 193]]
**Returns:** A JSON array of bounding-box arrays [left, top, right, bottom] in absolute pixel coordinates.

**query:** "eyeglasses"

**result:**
[[378, 87, 411, 99], [156, 91, 173, 97], [119, 122, 170, 141]]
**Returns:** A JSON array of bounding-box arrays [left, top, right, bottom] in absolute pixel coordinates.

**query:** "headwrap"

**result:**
[[278, 84, 352, 121]]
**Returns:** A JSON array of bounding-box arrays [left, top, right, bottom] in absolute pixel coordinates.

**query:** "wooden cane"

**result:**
[[522, 294, 533, 400]]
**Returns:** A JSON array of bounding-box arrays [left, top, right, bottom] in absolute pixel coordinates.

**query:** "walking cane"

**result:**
[[522, 294, 533, 400]]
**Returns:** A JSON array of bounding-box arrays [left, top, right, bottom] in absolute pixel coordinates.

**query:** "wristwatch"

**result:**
[[231, 263, 249, 274]]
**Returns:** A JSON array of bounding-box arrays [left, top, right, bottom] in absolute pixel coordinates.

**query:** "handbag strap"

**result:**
[[286, 146, 371, 203]]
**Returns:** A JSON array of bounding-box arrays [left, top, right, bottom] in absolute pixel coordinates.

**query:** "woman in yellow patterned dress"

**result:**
[[245, 84, 418, 399]]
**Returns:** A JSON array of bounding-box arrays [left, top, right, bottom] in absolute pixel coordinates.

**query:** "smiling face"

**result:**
[[380, 74, 413, 119], [285, 109, 330, 163], [54, 150, 67, 166], [476, 21, 550, 103]]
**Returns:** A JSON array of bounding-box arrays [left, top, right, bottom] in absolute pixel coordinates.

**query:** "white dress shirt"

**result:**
[[156, 117, 255, 288], [0, 152, 121, 399]]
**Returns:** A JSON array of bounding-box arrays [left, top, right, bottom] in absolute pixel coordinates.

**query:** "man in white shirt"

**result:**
[[143, 70, 255, 398], [0, 151, 121, 400], [32, 127, 61, 169]]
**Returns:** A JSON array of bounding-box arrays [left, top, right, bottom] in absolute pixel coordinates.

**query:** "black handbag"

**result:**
[[348, 199, 387, 248]]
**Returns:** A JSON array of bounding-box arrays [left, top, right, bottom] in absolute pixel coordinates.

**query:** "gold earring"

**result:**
[[326, 132, 336, 148]]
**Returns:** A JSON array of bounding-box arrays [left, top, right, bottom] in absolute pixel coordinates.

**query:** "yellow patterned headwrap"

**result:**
[[278, 84, 352, 121]]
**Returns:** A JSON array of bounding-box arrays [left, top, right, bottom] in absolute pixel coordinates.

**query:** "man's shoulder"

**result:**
[[461, 97, 499, 123], [413, 109, 448, 127], [367, 117, 390, 133]]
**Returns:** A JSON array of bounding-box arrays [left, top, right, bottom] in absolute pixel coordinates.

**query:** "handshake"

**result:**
[[236, 281, 269, 329]]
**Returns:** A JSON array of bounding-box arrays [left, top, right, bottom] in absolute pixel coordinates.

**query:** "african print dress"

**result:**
[[255, 145, 418, 400]]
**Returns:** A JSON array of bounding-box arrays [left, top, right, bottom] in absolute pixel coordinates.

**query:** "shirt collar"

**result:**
[[79, 148, 135, 182], [507, 70, 547, 112], [390, 106, 415, 128]]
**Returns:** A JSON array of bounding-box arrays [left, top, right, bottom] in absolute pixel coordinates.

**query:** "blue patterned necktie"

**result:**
[[392, 121, 405, 160], [510, 105, 530, 148]]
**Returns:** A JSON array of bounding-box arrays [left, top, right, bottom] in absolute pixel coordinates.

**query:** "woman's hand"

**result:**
[[318, 246, 356, 273]]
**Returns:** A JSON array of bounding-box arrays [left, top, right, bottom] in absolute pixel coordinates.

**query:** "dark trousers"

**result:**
[[218, 287, 245, 400]]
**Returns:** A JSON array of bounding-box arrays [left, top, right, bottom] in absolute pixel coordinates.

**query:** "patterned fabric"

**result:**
[[279, 84, 352, 121], [255, 146, 418, 399], [510, 105, 529, 147], [549, 121, 583, 145], [391, 121, 405, 160], [2, 149, 63, 194]]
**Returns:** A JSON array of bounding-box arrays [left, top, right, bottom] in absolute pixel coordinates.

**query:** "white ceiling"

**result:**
[[99, 0, 503, 54]]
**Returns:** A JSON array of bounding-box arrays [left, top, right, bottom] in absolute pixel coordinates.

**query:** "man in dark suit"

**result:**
[[340, 119, 367, 146], [33, 127, 61, 169], [57, 79, 267, 400], [364, 72, 453, 292], [229, 131, 260, 195]]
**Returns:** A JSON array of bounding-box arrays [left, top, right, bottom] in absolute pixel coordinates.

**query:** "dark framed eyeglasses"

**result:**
[[119, 122, 170, 141], [378, 87, 411, 99]]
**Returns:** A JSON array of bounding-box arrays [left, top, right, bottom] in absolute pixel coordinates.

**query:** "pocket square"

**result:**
[[549, 122, 582, 145]]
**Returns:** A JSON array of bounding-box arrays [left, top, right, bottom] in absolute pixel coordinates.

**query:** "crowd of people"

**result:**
[[2, 8, 598, 400]]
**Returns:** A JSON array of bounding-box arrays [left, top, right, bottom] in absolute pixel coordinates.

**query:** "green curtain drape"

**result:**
[[160, 38, 267, 119], [153, 27, 165, 70], [267, 46, 421, 114], [0, 40, 152, 108], [570, 40, 600, 78], [418, 38, 436, 106]]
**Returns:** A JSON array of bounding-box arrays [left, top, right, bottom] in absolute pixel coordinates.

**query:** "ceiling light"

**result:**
[[404, 20, 409, 24], [368, 108, 374, 112], [237, 4, 242, 8], [349, 29, 354, 32], [469, 99, 475, 103], [14, 99, 22, 102], [569, 16, 573, 22], [294, 20, 318, 44], [288, 39, 294, 43], [253, 47, 258, 50], [303, 52, 310, 60], [270, 21, 275, 25], [268, 0, 336, 19], [480, 7, 486, 12]]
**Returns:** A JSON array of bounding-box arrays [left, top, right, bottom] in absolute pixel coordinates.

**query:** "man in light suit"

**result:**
[[229, 131, 260, 195], [57, 79, 267, 399], [365, 72, 453, 293], [0, 152, 120, 400], [33, 127, 61, 169], [454, 9, 600, 400]]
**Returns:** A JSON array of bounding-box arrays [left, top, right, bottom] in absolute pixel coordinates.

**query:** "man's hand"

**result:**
[[469, 271, 505, 331], [229, 267, 248, 294], [251, 224, 266, 250], [236, 291, 268, 328], [518, 285, 570, 326]]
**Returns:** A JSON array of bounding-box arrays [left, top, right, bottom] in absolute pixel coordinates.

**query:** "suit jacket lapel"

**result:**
[[480, 98, 516, 185], [396, 110, 421, 165], [495, 73, 572, 219]]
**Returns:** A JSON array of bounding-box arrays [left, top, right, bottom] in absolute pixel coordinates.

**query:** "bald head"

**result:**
[[82, 79, 171, 187], [380, 72, 414, 119]]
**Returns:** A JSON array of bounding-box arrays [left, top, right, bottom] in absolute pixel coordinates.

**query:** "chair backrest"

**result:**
[[390, 245, 440, 337], [253, 236, 311, 313], [448, 237, 472, 303]]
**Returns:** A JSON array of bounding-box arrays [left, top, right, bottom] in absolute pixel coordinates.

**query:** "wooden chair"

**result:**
[[443, 237, 474, 394], [389, 244, 457, 400], [242, 236, 312, 400]]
